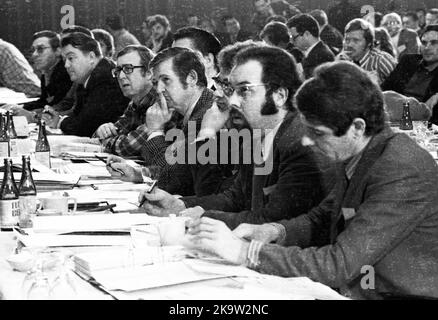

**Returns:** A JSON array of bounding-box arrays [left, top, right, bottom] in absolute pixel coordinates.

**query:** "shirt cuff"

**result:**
[[246, 240, 264, 269], [268, 223, 287, 245], [57, 115, 68, 129], [147, 131, 164, 142]]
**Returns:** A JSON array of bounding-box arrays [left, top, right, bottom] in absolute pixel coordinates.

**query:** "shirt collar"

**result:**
[[304, 40, 321, 57], [83, 75, 91, 89], [345, 151, 364, 180]]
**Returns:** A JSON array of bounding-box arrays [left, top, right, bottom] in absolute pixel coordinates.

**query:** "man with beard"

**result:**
[[138, 46, 334, 231]]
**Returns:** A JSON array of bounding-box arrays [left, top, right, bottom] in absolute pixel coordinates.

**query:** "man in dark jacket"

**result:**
[[382, 24, 438, 125], [42, 32, 130, 137]]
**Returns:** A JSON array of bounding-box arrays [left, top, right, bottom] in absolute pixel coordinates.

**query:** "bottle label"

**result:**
[[0, 141, 9, 158], [9, 139, 19, 157], [19, 196, 37, 228], [35, 151, 51, 168], [0, 199, 20, 228]]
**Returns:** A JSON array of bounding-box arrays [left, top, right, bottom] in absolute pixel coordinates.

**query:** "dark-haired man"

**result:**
[[139, 46, 334, 230], [221, 16, 251, 46], [172, 27, 222, 90], [148, 15, 174, 54], [309, 9, 344, 54], [42, 32, 129, 137], [186, 61, 438, 300], [106, 14, 140, 57], [107, 47, 232, 197], [95, 45, 156, 157], [287, 14, 334, 79]]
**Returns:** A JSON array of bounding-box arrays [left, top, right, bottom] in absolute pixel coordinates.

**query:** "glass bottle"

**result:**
[[5, 111, 19, 157], [0, 114, 10, 158], [18, 155, 37, 228], [400, 101, 413, 131], [0, 158, 20, 231], [35, 120, 51, 168]]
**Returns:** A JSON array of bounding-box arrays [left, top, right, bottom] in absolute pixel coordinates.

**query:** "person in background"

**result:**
[[106, 14, 140, 58], [381, 12, 421, 59], [309, 9, 344, 55], [148, 15, 174, 54], [416, 8, 427, 30], [187, 14, 201, 28], [266, 15, 287, 24], [287, 14, 334, 79], [340, 19, 397, 85], [185, 61, 438, 300], [403, 11, 422, 36], [172, 27, 222, 90], [0, 38, 40, 97], [327, 0, 361, 35], [141, 16, 154, 49], [374, 27, 397, 58], [251, 0, 275, 36], [5, 31, 72, 123], [42, 32, 129, 137], [221, 16, 251, 46], [426, 9, 438, 27], [92, 29, 115, 60], [95, 45, 156, 157], [200, 17, 217, 35]]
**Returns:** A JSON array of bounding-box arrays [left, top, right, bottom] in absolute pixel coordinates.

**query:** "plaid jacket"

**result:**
[[102, 88, 157, 157], [142, 88, 233, 197]]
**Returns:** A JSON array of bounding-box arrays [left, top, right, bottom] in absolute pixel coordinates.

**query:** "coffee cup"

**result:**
[[37, 193, 77, 216]]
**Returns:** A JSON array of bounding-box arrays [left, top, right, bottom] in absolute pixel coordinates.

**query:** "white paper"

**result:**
[[16, 233, 132, 248], [0, 87, 39, 104]]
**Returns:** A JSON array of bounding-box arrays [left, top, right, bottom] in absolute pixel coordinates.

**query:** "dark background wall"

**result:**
[[0, 0, 436, 55]]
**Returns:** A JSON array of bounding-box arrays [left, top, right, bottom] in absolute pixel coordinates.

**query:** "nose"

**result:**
[[228, 91, 242, 112], [301, 136, 315, 147], [156, 80, 165, 93], [65, 59, 70, 69]]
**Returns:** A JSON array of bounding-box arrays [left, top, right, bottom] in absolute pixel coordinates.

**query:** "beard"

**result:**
[[261, 92, 279, 116]]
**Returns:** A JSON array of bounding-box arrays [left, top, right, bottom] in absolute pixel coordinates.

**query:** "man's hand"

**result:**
[[95, 123, 119, 140], [138, 187, 186, 217], [196, 99, 230, 142], [180, 206, 205, 220], [41, 106, 60, 129], [233, 223, 281, 243], [426, 93, 438, 112], [2, 104, 38, 123], [146, 91, 172, 132], [185, 217, 249, 265], [106, 155, 143, 183]]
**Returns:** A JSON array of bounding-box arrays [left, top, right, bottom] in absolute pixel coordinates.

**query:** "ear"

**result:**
[[186, 70, 199, 87], [272, 87, 289, 108], [88, 51, 97, 64], [203, 53, 215, 70], [351, 118, 367, 138]]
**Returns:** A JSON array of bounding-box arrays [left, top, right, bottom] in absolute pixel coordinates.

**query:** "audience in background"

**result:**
[[141, 17, 154, 49], [403, 11, 422, 36], [309, 9, 344, 54], [92, 28, 115, 59], [105, 14, 140, 58], [148, 14, 174, 54], [187, 14, 201, 28], [417, 8, 427, 30], [222, 16, 251, 46], [251, 0, 275, 36], [426, 9, 438, 27], [374, 27, 397, 58]]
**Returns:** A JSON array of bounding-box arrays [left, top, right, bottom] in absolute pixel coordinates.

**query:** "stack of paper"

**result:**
[[0, 87, 38, 105]]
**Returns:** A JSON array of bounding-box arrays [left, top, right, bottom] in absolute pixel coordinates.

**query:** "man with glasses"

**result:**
[[339, 19, 397, 85], [42, 32, 129, 137], [0, 38, 40, 97], [94, 45, 157, 157], [138, 46, 334, 231], [287, 14, 334, 79], [382, 24, 438, 125]]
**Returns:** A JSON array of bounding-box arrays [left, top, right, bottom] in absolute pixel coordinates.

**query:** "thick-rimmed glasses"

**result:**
[[112, 64, 146, 78], [212, 76, 268, 98], [31, 46, 51, 55]]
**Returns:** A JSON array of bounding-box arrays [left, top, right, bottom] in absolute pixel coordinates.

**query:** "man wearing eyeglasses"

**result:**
[[42, 32, 129, 137], [94, 45, 157, 157], [139, 46, 334, 230], [0, 38, 40, 97], [382, 24, 438, 126], [287, 14, 335, 79]]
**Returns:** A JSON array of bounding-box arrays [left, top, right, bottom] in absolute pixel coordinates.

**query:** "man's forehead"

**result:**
[[173, 38, 197, 52], [230, 60, 263, 84], [117, 51, 141, 65], [345, 30, 365, 40], [300, 115, 333, 133], [423, 31, 438, 41], [33, 37, 50, 46], [153, 58, 175, 76]]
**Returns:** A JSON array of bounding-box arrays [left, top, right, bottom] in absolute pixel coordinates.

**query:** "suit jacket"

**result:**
[[254, 127, 438, 300], [302, 41, 335, 79], [397, 28, 420, 59], [321, 24, 344, 54], [141, 88, 233, 197], [182, 111, 336, 230], [60, 58, 130, 137], [23, 59, 72, 111], [381, 54, 438, 125]]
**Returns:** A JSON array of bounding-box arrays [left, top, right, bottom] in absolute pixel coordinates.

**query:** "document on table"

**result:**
[[0, 87, 38, 104]]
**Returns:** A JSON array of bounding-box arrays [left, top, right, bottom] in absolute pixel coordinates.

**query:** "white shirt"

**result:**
[[304, 40, 321, 58]]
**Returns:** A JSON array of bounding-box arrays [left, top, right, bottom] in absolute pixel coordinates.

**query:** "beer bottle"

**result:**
[[0, 114, 9, 158], [18, 155, 37, 228], [35, 120, 51, 168], [400, 101, 413, 131], [0, 158, 20, 231], [5, 111, 19, 157]]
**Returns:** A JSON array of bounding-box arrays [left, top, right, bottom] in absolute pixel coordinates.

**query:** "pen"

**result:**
[[95, 155, 125, 176], [138, 180, 158, 208]]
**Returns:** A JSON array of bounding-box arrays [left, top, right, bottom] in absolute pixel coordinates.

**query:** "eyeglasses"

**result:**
[[111, 64, 146, 78], [291, 33, 302, 42], [421, 39, 438, 47], [213, 77, 269, 98], [31, 46, 51, 54]]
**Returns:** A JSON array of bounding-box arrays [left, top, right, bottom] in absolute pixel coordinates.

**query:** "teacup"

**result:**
[[38, 193, 77, 216]]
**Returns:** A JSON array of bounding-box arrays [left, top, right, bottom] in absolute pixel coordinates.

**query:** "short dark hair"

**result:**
[[286, 14, 320, 38], [173, 27, 222, 68], [295, 61, 386, 137], [423, 24, 438, 35], [404, 11, 419, 22], [33, 30, 60, 50], [234, 46, 302, 112], [260, 22, 290, 46], [148, 14, 171, 30], [61, 25, 93, 38], [117, 45, 155, 70], [374, 12, 383, 28], [309, 9, 328, 28], [106, 14, 124, 31], [345, 19, 375, 49], [149, 47, 207, 88], [61, 32, 102, 57], [428, 8, 438, 16], [218, 40, 261, 75], [92, 29, 114, 58]]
